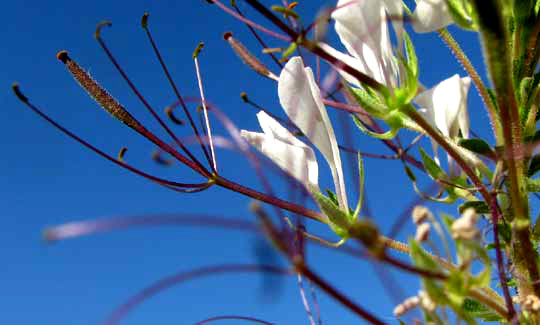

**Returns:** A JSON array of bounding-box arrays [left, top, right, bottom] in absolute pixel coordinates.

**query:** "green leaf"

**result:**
[[348, 87, 389, 118], [458, 201, 490, 214], [311, 190, 350, 238], [526, 177, 540, 192], [325, 189, 339, 206], [458, 138, 494, 157], [409, 240, 447, 305], [462, 298, 503, 322], [403, 31, 418, 78], [497, 222, 512, 244], [446, 0, 476, 30], [352, 115, 398, 140], [404, 165, 416, 182], [528, 155, 540, 176], [419, 148, 447, 181], [352, 152, 364, 220], [270, 5, 299, 19]]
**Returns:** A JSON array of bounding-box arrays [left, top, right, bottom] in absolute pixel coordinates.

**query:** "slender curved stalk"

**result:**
[[437, 28, 503, 144]]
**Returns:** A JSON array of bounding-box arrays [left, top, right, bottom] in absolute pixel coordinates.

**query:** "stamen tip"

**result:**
[[141, 13, 149, 29], [56, 50, 70, 64], [11, 83, 28, 102], [240, 92, 248, 103], [95, 21, 112, 39], [192, 42, 205, 59], [223, 31, 233, 41]]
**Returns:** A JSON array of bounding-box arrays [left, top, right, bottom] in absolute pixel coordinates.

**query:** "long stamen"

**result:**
[[12, 84, 208, 188], [56, 50, 143, 132], [223, 31, 278, 81], [193, 43, 218, 172], [230, 0, 283, 69], [94, 21, 210, 176], [140, 13, 215, 170]]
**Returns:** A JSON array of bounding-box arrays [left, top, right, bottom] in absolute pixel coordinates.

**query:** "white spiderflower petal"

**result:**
[[278, 57, 348, 209]]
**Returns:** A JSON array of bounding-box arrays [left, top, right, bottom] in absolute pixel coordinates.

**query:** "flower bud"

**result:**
[[415, 222, 430, 242], [412, 205, 433, 224], [451, 208, 478, 240]]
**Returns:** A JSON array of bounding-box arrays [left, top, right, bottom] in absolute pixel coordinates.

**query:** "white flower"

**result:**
[[278, 57, 348, 209], [451, 208, 478, 240], [412, 0, 454, 33], [328, 0, 401, 88], [414, 74, 471, 172], [240, 111, 319, 192]]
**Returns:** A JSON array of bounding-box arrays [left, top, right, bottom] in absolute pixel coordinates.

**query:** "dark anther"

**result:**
[[118, 147, 128, 161], [11, 83, 28, 103], [95, 21, 112, 39], [192, 42, 205, 59], [223, 31, 233, 40], [240, 92, 248, 103], [56, 50, 70, 64], [165, 106, 184, 125], [141, 13, 149, 29]]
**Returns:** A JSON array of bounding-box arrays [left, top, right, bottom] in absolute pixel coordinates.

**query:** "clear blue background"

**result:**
[[2, 1, 494, 324]]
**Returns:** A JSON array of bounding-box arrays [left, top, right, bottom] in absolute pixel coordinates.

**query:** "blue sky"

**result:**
[[3, 1, 496, 324]]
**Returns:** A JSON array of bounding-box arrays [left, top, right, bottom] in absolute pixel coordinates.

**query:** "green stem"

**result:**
[[471, 0, 540, 300], [438, 29, 503, 144]]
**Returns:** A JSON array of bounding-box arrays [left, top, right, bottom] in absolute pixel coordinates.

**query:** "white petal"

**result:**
[[415, 75, 471, 174], [457, 77, 471, 139], [240, 129, 319, 190], [332, 0, 398, 87], [412, 0, 453, 33], [278, 57, 348, 209], [317, 42, 365, 88], [256, 111, 305, 147], [414, 74, 464, 138]]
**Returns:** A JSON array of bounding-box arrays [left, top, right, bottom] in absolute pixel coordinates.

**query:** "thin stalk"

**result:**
[[471, 0, 540, 302], [438, 28, 503, 144]]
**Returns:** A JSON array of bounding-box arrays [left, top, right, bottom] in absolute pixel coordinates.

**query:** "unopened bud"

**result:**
[[393, 295, 420, 317], [412, 205, 433, 224], [451, 208, 478, 240], [418, 291, 436, 312], [415, 223, 430, 242], [523, 295, 540, 312]]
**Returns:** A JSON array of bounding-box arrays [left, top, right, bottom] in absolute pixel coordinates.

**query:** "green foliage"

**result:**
[[462, 298, 504, 322], [458, 138, 495, 157], [459, 201, 490, 214], [528, 155, 540, 176], [311, 190, 351, 238], [446, 0, 477, 30], [419, 148, 447, 181], [352, 152, 364, 220]]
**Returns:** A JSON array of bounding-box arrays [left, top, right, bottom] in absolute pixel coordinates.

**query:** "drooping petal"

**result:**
[[240, 111, 319, 191], [317, 42, 366, 88], [332, 0, 398, 87], [414, 74, 470, 138], [415, 75, 471, 174], [278, 57, 348, 209], [412, 0, 454, 33]]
